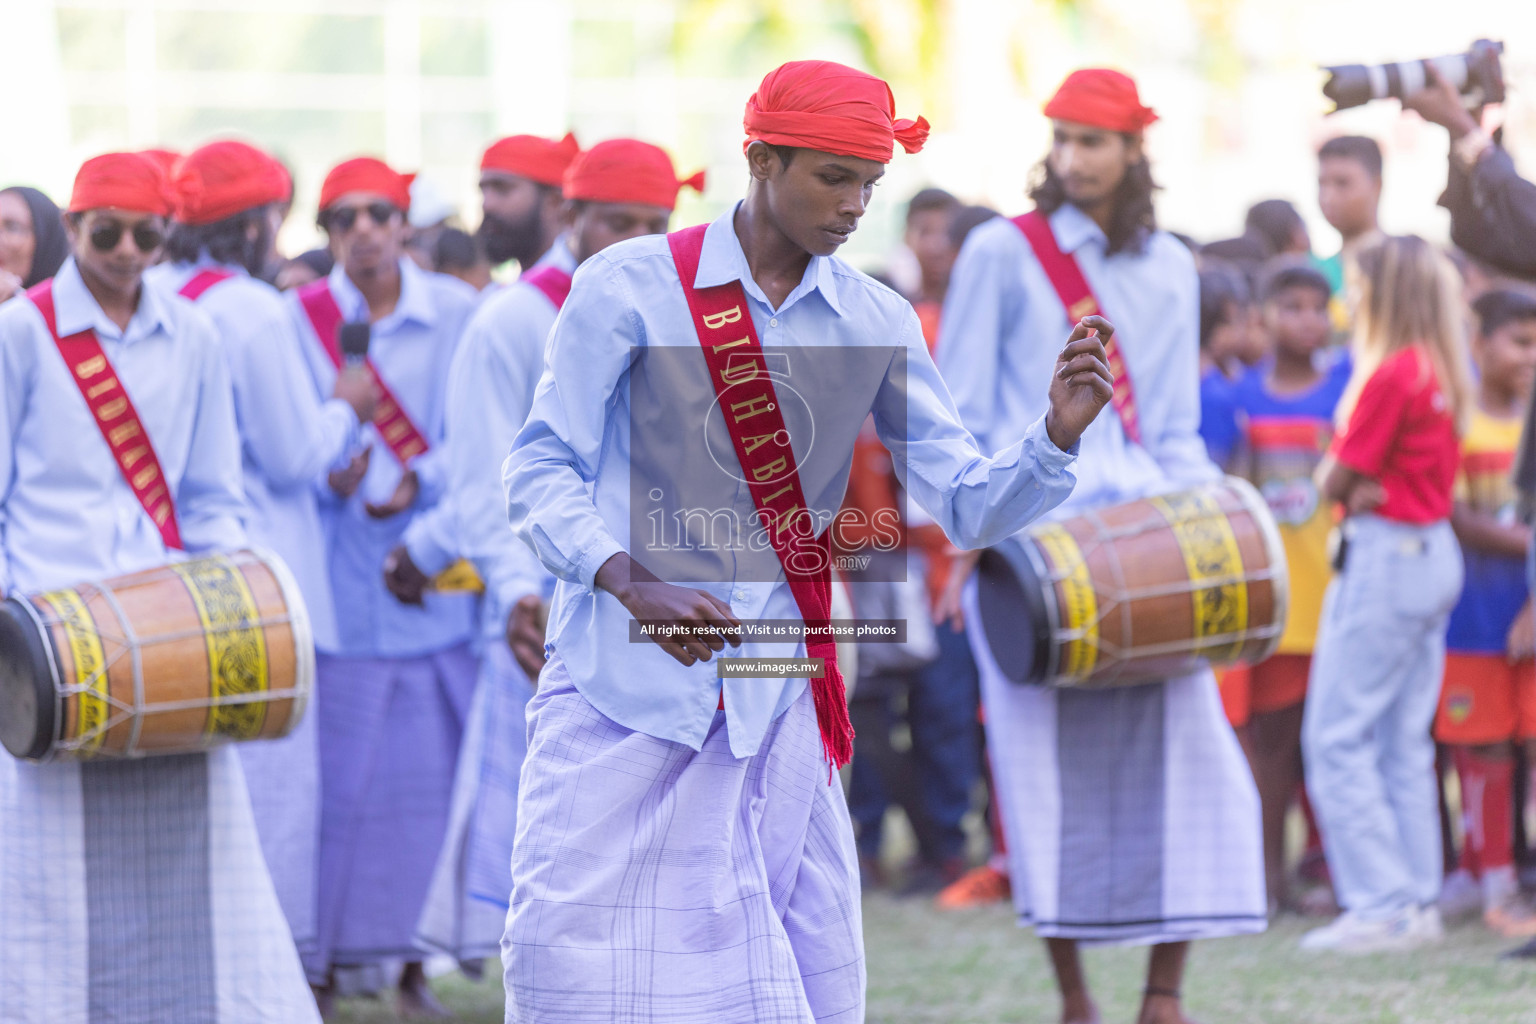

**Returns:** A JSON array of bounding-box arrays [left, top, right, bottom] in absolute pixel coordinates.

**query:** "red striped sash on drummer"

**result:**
[[27, 280, 183, 550], [177, 267, 236, 301], [522, 265, 573, 310], [296, 280, 429, 465], [667, 224, 855, 774], [1012, 211, 1141, 445]]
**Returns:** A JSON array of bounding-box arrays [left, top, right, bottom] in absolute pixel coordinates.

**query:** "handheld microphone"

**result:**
[[339, 322, 371, 367]]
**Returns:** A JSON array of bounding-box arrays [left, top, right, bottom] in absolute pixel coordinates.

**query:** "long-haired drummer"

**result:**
[[0, 153, 318, 1021], [936, 69, 1266, 1024]]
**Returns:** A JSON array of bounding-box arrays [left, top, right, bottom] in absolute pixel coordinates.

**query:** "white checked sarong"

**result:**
[[502, 655, 864, 1023], [0, 746, 319, 1023], [965, 580, 1266, 946], [418, 642, 534, 965]]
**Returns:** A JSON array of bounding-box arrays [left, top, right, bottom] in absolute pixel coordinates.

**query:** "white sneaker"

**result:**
[[1298, 909, 1421, 953], [1412, 904, 1445, 943]]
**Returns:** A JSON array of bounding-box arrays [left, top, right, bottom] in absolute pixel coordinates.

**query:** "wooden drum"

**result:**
[[0, 549, 313, 761], [977, 477, 1289, 689]]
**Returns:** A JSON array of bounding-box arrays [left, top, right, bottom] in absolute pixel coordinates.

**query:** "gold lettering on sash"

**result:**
[[74, 355, 107, 378], [143, 484, 167, 506], [108, 421, 142, 446], [399, 439, 426, 459], [121, 445, 150, 469], [86, 377, 119, 400], [96, 397, 127, 420], [720, 357, 760, 384], [702, 307, 742, 331], [761, 482, 794, 506], [377, 399, 397, 418], [771, 504, 806, 540], [383, 420, 409, 442], [151, 502, 171, 525], [131, 464, 159, 489], [1068, 297, 1098, 319], [729, 393, 775, 423], [751, 456, 788, 482], [710, 336, 751, 353], [742, 433, 778, 455]]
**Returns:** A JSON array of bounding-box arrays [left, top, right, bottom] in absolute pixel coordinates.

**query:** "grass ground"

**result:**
[[331, 895, 1536, 1024]]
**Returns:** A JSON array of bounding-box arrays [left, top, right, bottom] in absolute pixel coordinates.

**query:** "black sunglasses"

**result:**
[[328, 201, 401, 233], [88, 219, 164, 254]]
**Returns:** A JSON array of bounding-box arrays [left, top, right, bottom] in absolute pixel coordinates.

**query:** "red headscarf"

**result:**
[[69, 152, 178, 217], [139, 148, 182, 176], [563, 139, 704, 211], [744, 60, 929, 164], [174, 140, 291, 225], [1043, 69, 1159, 135], [318, 157, 414, 213], [481, 133, 581, 188]]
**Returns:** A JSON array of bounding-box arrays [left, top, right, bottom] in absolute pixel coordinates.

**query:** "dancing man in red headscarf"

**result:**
[[937, 69, 1267, 1024], [499, 60, 1116, 1022]]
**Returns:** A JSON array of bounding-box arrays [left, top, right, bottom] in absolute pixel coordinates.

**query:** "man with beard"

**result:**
[[476, 133, 580, 272], [938, 69, 1265, 1024], [147, 138, 380, 977], [500, 60, 1114, 1022], [286, 156, 480, 1016]]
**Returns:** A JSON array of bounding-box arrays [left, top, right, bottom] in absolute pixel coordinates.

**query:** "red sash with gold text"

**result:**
[[28, 280, 183, 550], [1012, 211, 1142, 444], [667, 225, 854, 772], [296, 280, 430, 465]]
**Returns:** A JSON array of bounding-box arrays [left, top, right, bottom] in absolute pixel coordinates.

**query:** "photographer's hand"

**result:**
[[1402, 64, 1478, 140]]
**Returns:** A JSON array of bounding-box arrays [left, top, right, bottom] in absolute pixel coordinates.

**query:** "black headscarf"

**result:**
[[2, 187, 68, 287]]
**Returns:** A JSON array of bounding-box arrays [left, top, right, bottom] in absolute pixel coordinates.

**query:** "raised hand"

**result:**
[[1044, 315, 1116, 452]]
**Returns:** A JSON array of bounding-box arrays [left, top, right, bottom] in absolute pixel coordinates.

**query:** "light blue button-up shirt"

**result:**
[[937, 203, 1217, 519], [404, 239, 576, 632], [287, 257, 479, 658], [0, 257, 247, 595], [146, 259, 360, 651], [504, 206, 1079, 757]]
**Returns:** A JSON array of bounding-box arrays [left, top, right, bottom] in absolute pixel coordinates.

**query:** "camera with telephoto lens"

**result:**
[[1323, 39, 1504, 113]]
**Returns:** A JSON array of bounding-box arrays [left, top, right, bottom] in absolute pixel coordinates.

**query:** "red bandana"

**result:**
[[563, 139, 704, 211], [69, 152, 177, 217], [1043, 68, 1159, 135], [318, 157, 414, 214], [175, 140, 290, 225], [744, 60, 929, 164], [481, 133, 581, 188]]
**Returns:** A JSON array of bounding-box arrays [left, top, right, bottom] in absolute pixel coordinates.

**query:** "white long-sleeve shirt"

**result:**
[[0, 257, 247, 595], [146, 259, 359, 651], [504, 206, 1079, 757]]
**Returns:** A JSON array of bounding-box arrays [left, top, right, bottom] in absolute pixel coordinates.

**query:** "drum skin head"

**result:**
[[0, 598, 56, 761], [976, 540, 1054, 684]]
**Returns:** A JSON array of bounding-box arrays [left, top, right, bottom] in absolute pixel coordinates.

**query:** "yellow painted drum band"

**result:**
[[1149, 490, 1249, 661], [172, 556, 272, 741], [1032, 524, 1099, 679], [39, 588, 109, 751]]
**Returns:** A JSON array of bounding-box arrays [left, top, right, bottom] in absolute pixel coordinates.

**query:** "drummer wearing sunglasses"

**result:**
[[63, 206, 167, 331]]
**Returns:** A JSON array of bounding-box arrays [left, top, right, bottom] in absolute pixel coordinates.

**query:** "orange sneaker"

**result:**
[[1485, 894, 1536, 939], [935, 864, 1011, 909]]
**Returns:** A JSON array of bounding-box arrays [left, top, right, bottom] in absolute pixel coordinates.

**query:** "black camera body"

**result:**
[[1323, 39, 1504, 113]]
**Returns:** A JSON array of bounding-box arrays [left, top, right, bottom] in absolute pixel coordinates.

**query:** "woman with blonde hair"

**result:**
[[1301, 234, 1473, 953]]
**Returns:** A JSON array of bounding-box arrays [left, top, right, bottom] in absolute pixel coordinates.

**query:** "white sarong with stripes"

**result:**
[[0, 746, 319, 1023], [966, 580, 1266, 946], [502, 655, 864, 1023]]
